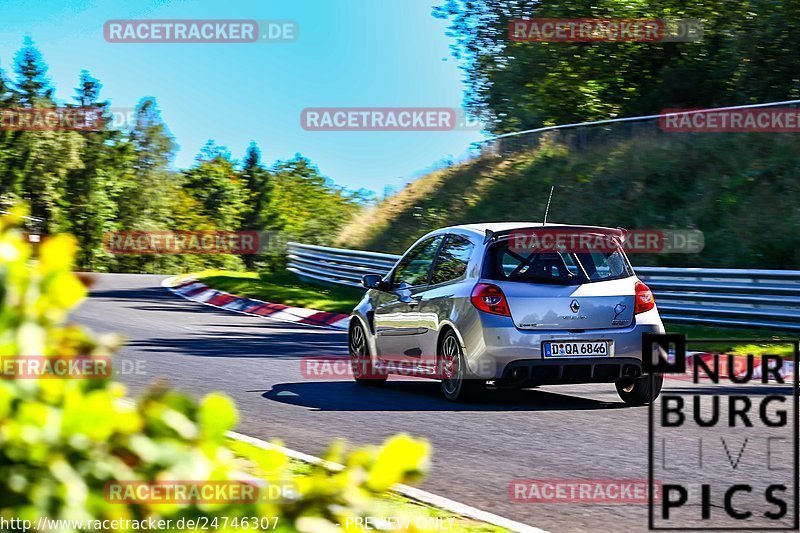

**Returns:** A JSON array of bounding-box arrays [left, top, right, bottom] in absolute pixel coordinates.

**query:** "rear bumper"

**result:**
[[497, 357, 643, 387], [460, 308, 665, 379]]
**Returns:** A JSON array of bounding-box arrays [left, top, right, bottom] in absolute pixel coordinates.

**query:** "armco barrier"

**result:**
[[287, 242, 800, 331], [477, 99, 800, 157], [287, 242, 398, 287]]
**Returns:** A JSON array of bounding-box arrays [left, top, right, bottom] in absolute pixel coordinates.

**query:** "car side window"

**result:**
[[392, 236, 443, 288], [430, 235, 474, 285]]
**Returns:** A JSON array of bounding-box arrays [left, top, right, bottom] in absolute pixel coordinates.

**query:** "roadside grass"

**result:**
[[229, 439, 509, 533], [665, 322, 798, 357], [188, 270, 364, 314]]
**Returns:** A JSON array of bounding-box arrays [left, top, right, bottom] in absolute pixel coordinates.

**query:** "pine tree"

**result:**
[[0, 67, 18, 203], [9, 39, 82, 232], [64, 71, 126, 269], [239, 143, 272, 268], [13, 36, 53, 107], [74, 69, 100, 107], [119, 97, 176, 227], [114, 97, 176, 272]]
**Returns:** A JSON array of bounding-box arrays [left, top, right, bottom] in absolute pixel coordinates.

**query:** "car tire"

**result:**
[[349, 321, 387, 386], [438, 330, 483, 402], [616, 374, 663, 406]]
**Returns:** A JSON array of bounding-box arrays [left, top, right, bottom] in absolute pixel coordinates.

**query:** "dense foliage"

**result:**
[[0, 38, 365, 273], [0, 209, 431, 532], [434, 0, 800, 131]]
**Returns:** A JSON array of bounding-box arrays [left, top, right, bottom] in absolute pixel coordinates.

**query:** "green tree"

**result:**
[[434, 0, 799, 132], [0, 67, 19, 206], [5, 39, 83, 232], [0, 39, 367, 275], [117, 97, 176, 229], [239, 143, 272, 269], [13, 36, 53, 107], [114, 97, 176, 272], [182, 141, 248, 229], [268, 155, 360, 244], [63, 71, 130, 269]]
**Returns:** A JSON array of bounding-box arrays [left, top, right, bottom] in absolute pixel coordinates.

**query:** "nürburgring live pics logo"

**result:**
[[645, 333, 799, 530]]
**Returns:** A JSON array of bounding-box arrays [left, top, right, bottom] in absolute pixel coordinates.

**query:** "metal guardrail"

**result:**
[[483, 99, 800, 142], [396, 99, 800, 196], [457, 99, 800, 163], [287, 242, 398, 288], [287, 242, 800, 331]]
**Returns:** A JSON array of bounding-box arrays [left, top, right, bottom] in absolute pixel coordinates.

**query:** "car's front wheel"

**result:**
[[349, 321, 387, 386], [438, 330, 483, 402], [615, 374, 663, 406]]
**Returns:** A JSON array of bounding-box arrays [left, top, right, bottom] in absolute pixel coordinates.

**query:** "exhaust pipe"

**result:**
[[623, 365, 641, 378], [511, 368, 526, 380]]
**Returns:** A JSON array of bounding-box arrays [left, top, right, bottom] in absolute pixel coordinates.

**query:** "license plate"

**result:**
[[543, 340, 612, 357]]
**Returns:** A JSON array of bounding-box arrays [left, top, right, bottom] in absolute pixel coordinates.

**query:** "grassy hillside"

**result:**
[[338, 132, 800, 268]]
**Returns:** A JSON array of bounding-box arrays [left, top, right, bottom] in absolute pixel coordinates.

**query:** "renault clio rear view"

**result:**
[[349, 222, 665, 403]]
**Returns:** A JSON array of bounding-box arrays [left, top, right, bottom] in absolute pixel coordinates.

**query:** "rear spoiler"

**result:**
[[483, 226, 627, 245]]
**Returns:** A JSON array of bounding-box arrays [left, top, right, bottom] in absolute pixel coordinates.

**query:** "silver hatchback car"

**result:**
[[348, 222, 665, 404]]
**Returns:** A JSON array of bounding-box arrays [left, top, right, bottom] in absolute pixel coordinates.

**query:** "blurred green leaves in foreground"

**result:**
[[0, 207, 431, 532]]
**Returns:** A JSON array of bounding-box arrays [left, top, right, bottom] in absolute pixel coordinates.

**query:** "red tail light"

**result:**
[[634, 281, 655, 314], [471, 283, 511, 317]]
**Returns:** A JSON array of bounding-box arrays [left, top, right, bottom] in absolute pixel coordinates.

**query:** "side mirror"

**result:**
[[362, 274, 387, 290]]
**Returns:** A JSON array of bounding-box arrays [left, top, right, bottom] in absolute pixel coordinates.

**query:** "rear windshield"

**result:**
[[483, 240, 634, 285]]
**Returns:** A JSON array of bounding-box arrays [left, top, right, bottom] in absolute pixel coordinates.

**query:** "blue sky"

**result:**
[[0, 0, 484, 195]]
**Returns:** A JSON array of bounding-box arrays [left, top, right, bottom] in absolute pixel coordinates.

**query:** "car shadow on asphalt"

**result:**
[[261, 380, 628, 411]]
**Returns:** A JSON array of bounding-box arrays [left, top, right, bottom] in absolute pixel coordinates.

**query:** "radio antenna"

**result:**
[[542, 186, 554, 226]]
